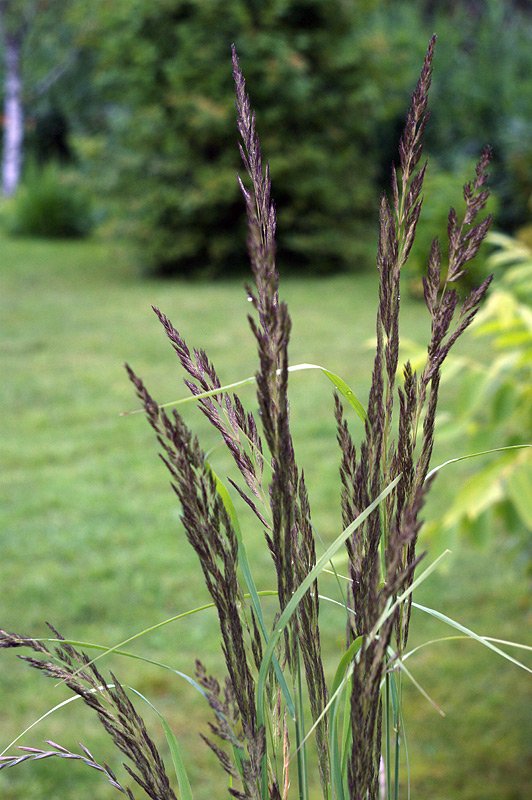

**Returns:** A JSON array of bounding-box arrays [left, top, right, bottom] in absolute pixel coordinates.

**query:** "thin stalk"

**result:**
[[385, 672, 392, 800], [295, 649, 309, 800], [394, 725, 400, 800], [393, 667, 403, 800]]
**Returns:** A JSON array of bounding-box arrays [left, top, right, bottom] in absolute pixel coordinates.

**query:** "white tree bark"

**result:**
[[2, 34, 23, 196]]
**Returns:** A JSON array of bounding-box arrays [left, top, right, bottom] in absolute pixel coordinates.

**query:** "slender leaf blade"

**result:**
[[129, 688, 194, 800]]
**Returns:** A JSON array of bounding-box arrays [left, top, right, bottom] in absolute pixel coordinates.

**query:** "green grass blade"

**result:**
[[319, 367, 367, 422], [393, 689, 410, 800], [0, 695, 82, 757], [128, 687, 194, 800], [340, 675, 352, 793], [53, 601, 217, 681], [385, 671, 392, 800], [412, 602, 532, 674], [331, 637, 364, 697], [121, 362, 366, 423], [56, 591, 278, 683], [295, 651, 309, 800], [371, 550, 451, 637], [478, 637, 532, 653], [47, 640, 212, 696], [282, 552, 449, 763], [329, 684, 347, 800], [425, 444, 532, 482], [121, 375, 257, 414], [385, 647, 445, 717], [403, 635, 532, 667], [293, 653, 356, 760], [301, 636, 363, 800], [393, 690, 400, 800], [292, 633, 362, 761], [205, 462, 265, 632], [258, 475, 401, 714]]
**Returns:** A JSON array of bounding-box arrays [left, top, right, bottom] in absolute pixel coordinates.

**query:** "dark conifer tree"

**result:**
[[98, 0, 394, 277]]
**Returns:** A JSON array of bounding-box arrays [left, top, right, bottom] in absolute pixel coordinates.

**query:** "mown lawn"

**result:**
[[1, 233, 531, 799]]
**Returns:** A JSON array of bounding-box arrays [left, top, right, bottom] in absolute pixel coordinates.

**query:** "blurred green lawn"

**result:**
[[1, 234, 531, 799]]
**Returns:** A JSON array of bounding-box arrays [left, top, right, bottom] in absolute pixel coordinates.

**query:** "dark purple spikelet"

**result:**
[[232, 45, 277, 306], [0, 627, 176, 800], [0, 741, 137, 799], [127, 362, 265, 799], [151, 307, 267, 520]]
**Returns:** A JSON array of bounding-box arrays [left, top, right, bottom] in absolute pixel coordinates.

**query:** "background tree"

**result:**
[[423, 0, 532, 232], [92, 0, 421, 277], [0, 0, 91, 196]]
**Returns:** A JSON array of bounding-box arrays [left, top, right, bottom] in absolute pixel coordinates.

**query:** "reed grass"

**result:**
[[1, 37, 530, 800]]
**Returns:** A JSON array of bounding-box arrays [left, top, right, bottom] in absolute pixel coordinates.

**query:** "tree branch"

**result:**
[[27, 48, 78, 100]]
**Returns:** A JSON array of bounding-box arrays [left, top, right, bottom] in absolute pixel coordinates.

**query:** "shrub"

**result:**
[[423, 0, 532, 233], [418, 232, 532, 563], [1, 38, 529, 800], [8, 163, 92, 239]]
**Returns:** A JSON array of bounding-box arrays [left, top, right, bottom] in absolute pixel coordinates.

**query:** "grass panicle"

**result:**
[[330, 36, 494, 798], [0, 740, 136, 798], [0, 626, 175, 800], [126, 365, 264, 800]]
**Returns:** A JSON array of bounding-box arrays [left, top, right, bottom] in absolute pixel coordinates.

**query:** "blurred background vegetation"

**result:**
[[1, 0, 532, 798], [2, 0, 532, 277]]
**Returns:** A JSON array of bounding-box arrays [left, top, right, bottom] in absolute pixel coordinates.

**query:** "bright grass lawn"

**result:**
[[1, 233, 531, 799]]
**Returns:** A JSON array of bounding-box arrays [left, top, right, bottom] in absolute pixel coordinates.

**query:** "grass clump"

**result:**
[[1, 38, 529, 800]]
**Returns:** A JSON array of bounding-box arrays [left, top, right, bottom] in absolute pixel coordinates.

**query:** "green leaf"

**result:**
[[122, 362, 366, 423], [426, 444, 532, 483], [412, 603, 532, 675], [60, 601, 219, 679], [331, 636, 364, 697], [328, 636, 363, 800], [506, 454, 532, 528], [129, 687, 194, 800], [320, 367, 367, 422], [0, 694, 83, 758]]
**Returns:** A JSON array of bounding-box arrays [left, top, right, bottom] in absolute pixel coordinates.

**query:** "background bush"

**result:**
[[422, 0, 532, 232], [92, 0, 423, 277], [83, 0, 532, 278], [2, 1, 532, 273], [8, 162, 92, 239]]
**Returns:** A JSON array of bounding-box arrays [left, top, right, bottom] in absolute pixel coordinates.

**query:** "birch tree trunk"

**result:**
[[1, 33, 23, 196]]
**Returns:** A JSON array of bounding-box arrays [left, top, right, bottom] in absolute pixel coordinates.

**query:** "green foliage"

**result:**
[[420, 232, 532, 561], [8, 163, 93, 239], [6, 1, 532, 278], [423, 0, 532, 232], [93, 0, 419, 277]]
